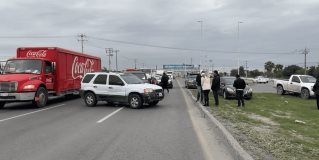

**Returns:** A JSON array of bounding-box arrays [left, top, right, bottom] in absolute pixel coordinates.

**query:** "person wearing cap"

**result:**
[[201, 72, 211, 106], [312, 76, 319, 110], [233, 74, 246, 107], [211, 70, 220, 106]]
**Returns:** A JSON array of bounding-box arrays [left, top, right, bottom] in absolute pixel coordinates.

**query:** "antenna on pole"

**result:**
[[77, 34, 87, 54], [302, 48, 309, 75], [105, 48, 114, 71]]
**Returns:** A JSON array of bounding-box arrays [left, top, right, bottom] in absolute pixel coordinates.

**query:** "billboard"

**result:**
[[163, 64, 194, 69]]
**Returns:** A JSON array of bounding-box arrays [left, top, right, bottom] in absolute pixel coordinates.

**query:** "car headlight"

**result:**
[[226, 88, 235, 93], [23, 84, 35, 90], [144, 88, 154, 93]]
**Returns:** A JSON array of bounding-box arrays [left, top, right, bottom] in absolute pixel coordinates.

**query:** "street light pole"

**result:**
[[237, 21, 243, 75], [114, 50, 119, 71], [105, 48, 113, 71], [197, 20, 203, 72]]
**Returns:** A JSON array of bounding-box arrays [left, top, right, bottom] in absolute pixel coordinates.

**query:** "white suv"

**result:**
[[80, 72, 164, 108]]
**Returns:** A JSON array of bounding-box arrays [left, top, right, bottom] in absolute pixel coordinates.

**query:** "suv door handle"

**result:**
[[109, 87, 113, 89], [93, 86, 97, 88]]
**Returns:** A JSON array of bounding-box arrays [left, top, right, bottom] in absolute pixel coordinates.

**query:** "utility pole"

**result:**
[[105, 48, 113, 71], [134, 59, 137, 69], [245, 60, 248, 77], [237, 21, 243, 74], [114, 50, 119, 71], [78, 34, 87, 53], [303, 48, 309, 75]]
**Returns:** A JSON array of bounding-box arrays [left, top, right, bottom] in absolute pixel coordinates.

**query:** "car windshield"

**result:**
[[121, 73, 144, 84], [188, 75, 197, 80], [130, 72, 146, 80], [299, 76, 316, 83], [224, 77, 236, 85], [3, 59, 42, 74]]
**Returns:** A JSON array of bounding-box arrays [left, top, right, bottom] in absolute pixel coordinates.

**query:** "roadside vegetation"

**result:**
[[192, 91, 319, 160]]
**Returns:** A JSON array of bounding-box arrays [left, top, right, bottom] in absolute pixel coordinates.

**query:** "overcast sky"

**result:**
[[0, 0, 319, 71]]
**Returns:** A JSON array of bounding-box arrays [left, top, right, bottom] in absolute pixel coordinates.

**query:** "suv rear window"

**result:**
[[82, 74, 95, 83], [93, 74, 108, 85]]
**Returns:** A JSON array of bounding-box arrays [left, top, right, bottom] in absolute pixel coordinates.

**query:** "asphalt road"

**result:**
[[0, 79, 234, 160]]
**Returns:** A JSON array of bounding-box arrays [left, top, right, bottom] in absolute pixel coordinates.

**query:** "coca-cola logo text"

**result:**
[[72, 56, 95, 79], [26, 50, 47, 58]]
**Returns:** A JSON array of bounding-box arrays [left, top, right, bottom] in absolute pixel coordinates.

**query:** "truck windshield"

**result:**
[[121, 73, 144, 84], [3, 60, 42, 74], [299, 76, 316, 83]]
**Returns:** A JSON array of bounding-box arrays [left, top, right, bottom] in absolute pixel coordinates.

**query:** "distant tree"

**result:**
[[264, 61, 275, 77], [230, 69, 237, 76], [274, 64, 284, 78], [239, 66, 245, 77], [282, 65, 302, 78], [249, 69, 263, 77], [307, 66, 316, 76]]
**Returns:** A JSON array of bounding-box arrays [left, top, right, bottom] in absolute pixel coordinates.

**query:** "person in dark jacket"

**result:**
[[161, 72, 169, 93], [312, 77, 319, 110], [211, 70, 220, 106], [233, 74, 246, 107], [196, 73, 203, 102]]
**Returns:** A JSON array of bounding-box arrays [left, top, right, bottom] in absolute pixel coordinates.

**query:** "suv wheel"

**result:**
[[223, 91, 228, 99], [84, 92, 97, 107], [129, 94, 142, 109], [301, 88, 310, 99], [32, 87, 48, 108]]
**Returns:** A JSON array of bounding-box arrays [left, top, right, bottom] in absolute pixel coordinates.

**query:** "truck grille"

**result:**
[[0, 82, 17, 92]]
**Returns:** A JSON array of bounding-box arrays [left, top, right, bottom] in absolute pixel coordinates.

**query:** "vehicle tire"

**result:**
[[277, 85, 285, 95], [32, 87, 48, 108], [84, 92, 97, 107], [0, 102, 5, 109], [223, 91, 228, 99], [129, 94, 142, 109], [301, 88, 310, 99]]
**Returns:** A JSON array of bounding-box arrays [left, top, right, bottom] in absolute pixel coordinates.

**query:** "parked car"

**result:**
[[219, 76, 253, 99], [275, 75, 316, 99], [253, 76, 269, 83], [185, 74, 198, 89], [80, 72, 164, 108]]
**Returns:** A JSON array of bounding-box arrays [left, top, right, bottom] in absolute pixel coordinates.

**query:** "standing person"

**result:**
[[196, 73, 202, 102], [211, 70, 220, 106], [312, 76, 319, 110], [233, 74, 246, 107], [201, 72, 211, 106], [161, 72, 169, 93]]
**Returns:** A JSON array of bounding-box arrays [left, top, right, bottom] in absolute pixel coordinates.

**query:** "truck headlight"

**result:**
[[144, 88, 154, 93], [23, 85, 35, 90]]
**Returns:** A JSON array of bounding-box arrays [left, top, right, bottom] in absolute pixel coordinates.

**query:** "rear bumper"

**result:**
[[0, 92, 36, 101]]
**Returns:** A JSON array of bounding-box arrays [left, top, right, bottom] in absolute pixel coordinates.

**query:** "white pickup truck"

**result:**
[[275, 75, 316, 99]]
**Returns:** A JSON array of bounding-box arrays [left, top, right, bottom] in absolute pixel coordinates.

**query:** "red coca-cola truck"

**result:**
[[0, 47, 101, 108]]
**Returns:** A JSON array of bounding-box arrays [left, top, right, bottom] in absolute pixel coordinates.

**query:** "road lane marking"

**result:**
[[0, 104, 65, 123], [97, 107, 124, 123]]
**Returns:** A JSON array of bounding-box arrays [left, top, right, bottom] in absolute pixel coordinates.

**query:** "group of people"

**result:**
[[196, 71, 246, 107]]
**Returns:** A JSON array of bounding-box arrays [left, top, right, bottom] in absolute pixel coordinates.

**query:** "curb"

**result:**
[[185, 89, 254, 160]]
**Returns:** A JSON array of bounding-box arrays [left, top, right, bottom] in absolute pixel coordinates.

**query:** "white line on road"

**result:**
[[97, 107, 124, 123], [0, 104, 65, 123]]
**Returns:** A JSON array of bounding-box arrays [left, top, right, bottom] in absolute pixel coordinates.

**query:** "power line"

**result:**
[[0, 35, 75, 38]]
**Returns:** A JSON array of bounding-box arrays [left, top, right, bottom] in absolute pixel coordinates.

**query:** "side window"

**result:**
[[109, 75, 124, 86], [45, 61, 53, 74], [93, 74, 108, 85], [82, 74, 95, 83], [292, 76, 300, 83]]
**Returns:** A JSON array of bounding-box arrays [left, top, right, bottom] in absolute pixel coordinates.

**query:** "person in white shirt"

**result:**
[[201, 72, 211, 106]]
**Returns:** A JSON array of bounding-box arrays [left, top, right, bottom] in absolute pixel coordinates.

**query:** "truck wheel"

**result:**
[[129, 94, 142, 109], [301, 89, 310, 99], [84, 92, 97, 107], [32, 87, 48, 108], [277, 85, 285, 95], [0, 102, 5, 109]]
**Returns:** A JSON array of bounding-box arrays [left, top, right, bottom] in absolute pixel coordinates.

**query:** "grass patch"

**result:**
[[191, 90, 319, 160]]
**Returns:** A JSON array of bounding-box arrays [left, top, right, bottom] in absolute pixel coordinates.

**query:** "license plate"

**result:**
[[158, 93, 163, 97], [0, 93, 9, 96]]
